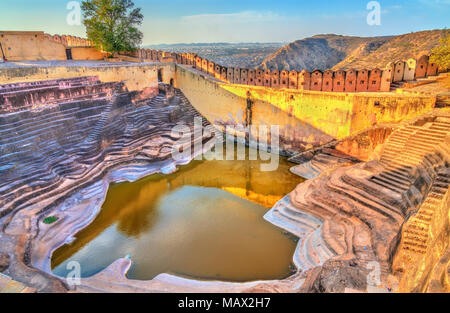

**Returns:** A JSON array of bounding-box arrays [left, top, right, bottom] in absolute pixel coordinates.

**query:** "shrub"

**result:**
[[430, 31, 450, 71]]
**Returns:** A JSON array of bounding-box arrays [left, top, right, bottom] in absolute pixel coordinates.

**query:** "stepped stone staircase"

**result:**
[[390, 81, 406, 92], [436, 93, 450, 108], [278, 112, 450, 292], [400, 170, 449, 255], [289, 148, 360, 179], [0, 77, 215, 292]]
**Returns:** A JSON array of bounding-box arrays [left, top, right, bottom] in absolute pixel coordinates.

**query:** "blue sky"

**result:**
[[0, 0, 448, 44]]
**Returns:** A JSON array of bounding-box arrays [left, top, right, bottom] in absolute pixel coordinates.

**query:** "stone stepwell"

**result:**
[[274, 112, 450, 292], [0, 77, 216, 292]]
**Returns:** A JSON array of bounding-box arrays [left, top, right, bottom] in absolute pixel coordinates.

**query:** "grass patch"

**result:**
[[43, 216, 59, 225]]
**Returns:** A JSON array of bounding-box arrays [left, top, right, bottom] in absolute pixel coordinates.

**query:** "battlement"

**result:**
[[1, 31, 443, 96], [0, 31, 103, 61]]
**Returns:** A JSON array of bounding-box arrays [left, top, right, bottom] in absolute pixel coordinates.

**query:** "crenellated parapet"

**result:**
[[45, 33, 95, 47], [139, 47, 443, 93], [0, 30, 442, 93]]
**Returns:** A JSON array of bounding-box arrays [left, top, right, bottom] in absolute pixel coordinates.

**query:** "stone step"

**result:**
[[381, 166, 412, 181], [329, 174, 404, 220], [404, 235, 428, 245], [379, 171, 412, 187], [0, 102, 107, 135], [371, 176, 409, 193], [382, 164, 413, 179], [431, 121, 450, 127], [408, 224, 429, 233], [404, 228, 429, 238], [410, 134, 446, 143], [406, 140, 441, 149], [414, 214, 432, 223], [385, 158, 417, 169], [402, 244, 427, 255], [416, 128, 449, 136], [0, 77, 100, 93]]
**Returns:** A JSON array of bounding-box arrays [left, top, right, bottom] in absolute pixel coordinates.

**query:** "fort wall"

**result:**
[[1, 31, 443, 96], [0, 31, 67, 61], [0, 62, 437, 155], [175, 65, 435, 154], [0, 63, 175, 91], [71, 47, 107, 61]]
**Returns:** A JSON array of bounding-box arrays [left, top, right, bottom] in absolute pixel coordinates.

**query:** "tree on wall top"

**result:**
[[81, 0, 143, 55], [430, 30, 450, 71]]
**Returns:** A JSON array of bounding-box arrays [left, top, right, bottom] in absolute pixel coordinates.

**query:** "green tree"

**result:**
[[430, 30, 450, 71], [81, 0, 143, 54]]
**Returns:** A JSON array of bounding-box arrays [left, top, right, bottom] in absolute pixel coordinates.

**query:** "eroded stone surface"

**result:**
[[0, 77, 215, 292], [0, 254, 10, 272]]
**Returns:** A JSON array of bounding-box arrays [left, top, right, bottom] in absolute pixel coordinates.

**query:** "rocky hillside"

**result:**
[[259, 29, 448, 71]]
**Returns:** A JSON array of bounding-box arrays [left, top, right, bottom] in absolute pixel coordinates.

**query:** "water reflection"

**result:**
[[52, 145, 304, 282]]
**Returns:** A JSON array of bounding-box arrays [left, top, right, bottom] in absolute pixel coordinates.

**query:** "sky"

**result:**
[[0, 0, 448, 45]]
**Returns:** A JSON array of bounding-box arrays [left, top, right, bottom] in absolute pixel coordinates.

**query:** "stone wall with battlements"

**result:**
[[175, 65, 436, 155], [0, 62, 436, 157]]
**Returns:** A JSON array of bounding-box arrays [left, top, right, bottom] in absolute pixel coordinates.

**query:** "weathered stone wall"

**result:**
[[176, 65, 336, 154], [175, 65, 435, 154], [334, 126, 395, 161], [0, 77, 217, 292], [71, 47, 107, 61], [393, 165, 450, 293], [0, 63, 176, 92], [0, 31, 67, 61], [0, 63, 437, 155]]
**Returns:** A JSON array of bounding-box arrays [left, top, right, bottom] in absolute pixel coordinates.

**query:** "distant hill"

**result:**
[[259, 30, 448, 71]]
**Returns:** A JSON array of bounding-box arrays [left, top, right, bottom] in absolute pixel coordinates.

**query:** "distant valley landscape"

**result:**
[[145, 42, 285, 69], [147, 29, 448, 72]]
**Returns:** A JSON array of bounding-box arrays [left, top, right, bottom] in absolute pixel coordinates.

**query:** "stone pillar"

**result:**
[[368, 68, 382, 92], [271, 70, 280, 89], [248, 69, 256, 85], [289, 70, 298, 89], [221, 66, 227, 81], [356, 69, 369, 92], [227, 67, 234, 83], [234, 68, 241, 84], [280, 70, 289, 89], [426, 62, 438, 77], [208, 60, 215, 76], [403, 58, 416, 81], [333, 70, 345, 92], [322, 70, 334, 92], [380, 68, 393, 92], [255, 70, 264, 86], [152, 50, 158, 61], [311, 70, 323, 91], [240, 69, 249, 85], [264, 70, 272, 87], [393, 60, 406, 82], [345, 69, 357, 92], [215, 64, 222, 80], [415, 55, 429, 79], [202, 59, 208, 72], [298, 70, 311, 91]]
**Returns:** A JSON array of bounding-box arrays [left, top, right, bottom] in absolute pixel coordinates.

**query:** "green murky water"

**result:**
[[52, 145, 304, 282]]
